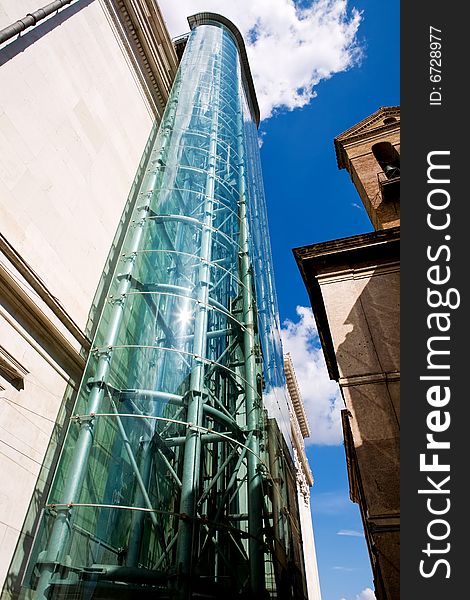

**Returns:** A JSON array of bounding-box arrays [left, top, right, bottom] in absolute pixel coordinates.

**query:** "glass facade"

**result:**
[[19, 15, 307, 600]]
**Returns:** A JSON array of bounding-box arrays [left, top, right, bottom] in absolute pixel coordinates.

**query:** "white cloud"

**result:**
[[355, 589, 376, 600], [337, 529, 365, 537], [159, 0, 363, 119], [281, 306, 343, 445], [312, 491, 351, 514], [340, 588, 377, 600]]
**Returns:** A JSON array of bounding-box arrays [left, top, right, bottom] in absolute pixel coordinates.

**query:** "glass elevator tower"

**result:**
[[20, 13, 307, 600]]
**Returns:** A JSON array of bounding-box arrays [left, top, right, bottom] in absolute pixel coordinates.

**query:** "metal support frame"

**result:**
[[21, 19, 301, 600], [237, 96, 266, 596], [175, 49, 221, 595], [32, 78, 182, 600]]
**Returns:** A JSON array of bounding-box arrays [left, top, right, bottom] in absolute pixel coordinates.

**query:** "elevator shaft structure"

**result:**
[[20, 13, 307, 600]]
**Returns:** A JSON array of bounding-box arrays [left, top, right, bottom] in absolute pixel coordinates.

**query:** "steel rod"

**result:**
[[33, 82, 181, 600], [237, 92, 266, 595], [176, 53, 221, 594], [111, 401, 159, 529]]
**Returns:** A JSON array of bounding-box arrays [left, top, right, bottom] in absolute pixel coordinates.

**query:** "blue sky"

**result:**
[[260, 3, 399, 598], [160, 2, 399, 598]]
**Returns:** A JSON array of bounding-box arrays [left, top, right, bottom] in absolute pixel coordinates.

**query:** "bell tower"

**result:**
[[334, 106, 400, 230]]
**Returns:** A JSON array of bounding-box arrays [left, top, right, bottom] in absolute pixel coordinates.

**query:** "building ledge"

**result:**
[[0, 264, 85, 383], [103, 0, 178, 119], [293, 227, 400, 381], [284, 353, 310, 438]]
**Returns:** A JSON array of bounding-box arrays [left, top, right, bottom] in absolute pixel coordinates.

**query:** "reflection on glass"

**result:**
[[19, 18, 306, 600]]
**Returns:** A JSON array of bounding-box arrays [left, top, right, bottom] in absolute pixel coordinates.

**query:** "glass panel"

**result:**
[[19, 20, 305, 600]]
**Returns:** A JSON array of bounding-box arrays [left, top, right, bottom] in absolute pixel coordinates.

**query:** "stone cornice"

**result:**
[[293, 227, 400, 381], [293, 447, 313, 503], [284, 353, 310, 438], [294, 227, 400, 269], [334, 106, 400, 169], [102, 0, 178, 119]]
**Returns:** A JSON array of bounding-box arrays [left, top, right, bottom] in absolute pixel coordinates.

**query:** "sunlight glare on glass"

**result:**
[[176, 305, 193, 328]]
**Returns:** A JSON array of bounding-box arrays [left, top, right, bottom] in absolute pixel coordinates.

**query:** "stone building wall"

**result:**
[[0, 1, 176, 591]]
